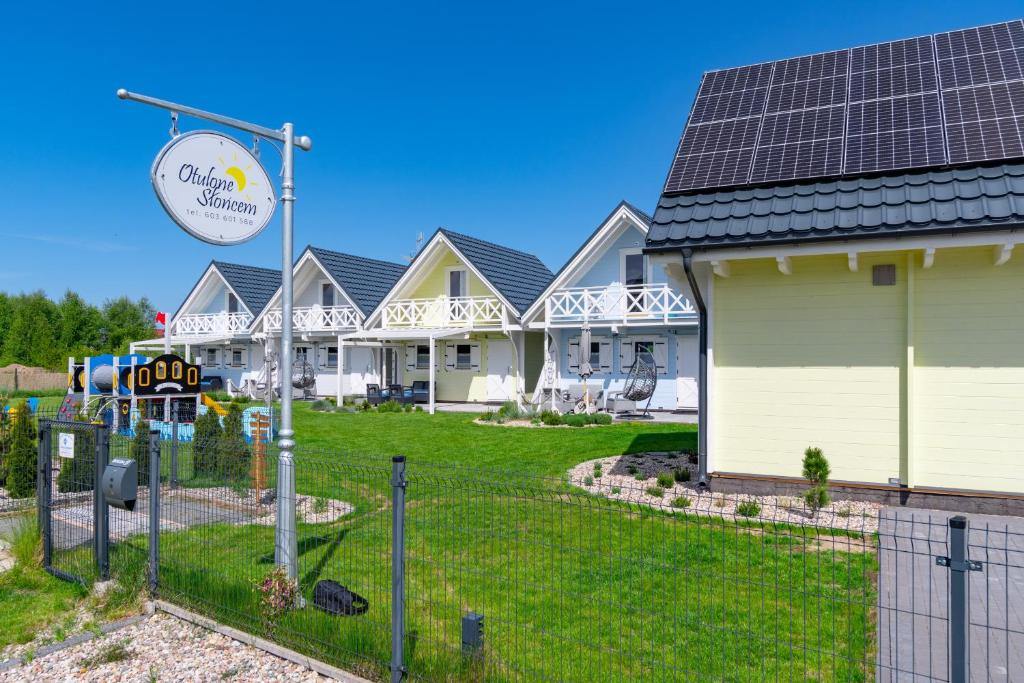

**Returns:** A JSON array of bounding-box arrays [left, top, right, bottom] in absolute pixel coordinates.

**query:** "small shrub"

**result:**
[[377, 400, 403, 413], [220, 404, 252, 489], [256, 566, 299, 622], [312, 497, 328, 514], [646, 486, 665, 498], [497, 400, 522, 420], [736, 500, 761, 517], [403, 403, 413, 413], [592, 413, 612, 425], [836, 505, 851, 518], [358, 400, 373, 412], [583, 476, 594, 486], [656, 472, 674, 488], [130, 418, 151, 486], [712, 495, 726, 508], [80, 639, 133, 669], [3, 514, 40, 568], [687, 452, 698, 465], [414, 405, 424, 413], [674, 468, 690, 483], [562, 414, 587, 427], [310, 399, 333, 412], [193, 409, 223, 478], [626, 464, 638, 475], [611, 486, 621, 494], [672, 496, 691, 509], [5, 402, 36, 499], [539, 410, 562, 426], [230, 394, 251, 404], [802, 446, 831, 518], [592, 463, 602, 478], [634, 473, 646, 481]]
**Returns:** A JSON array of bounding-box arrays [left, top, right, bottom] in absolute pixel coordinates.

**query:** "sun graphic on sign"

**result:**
[[218, 152, 260, 202]]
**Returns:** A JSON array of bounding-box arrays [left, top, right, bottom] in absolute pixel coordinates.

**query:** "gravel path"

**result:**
[[569, 453, 882, 534], [1, 612, 330, 682]]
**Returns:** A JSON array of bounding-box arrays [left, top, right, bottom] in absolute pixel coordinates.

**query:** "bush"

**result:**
[[611, 486, 621, 494], [193, 409, 223, 478], [358, 400, 372, 412], [56, 418, 96, 493], [674, 468, 690, 483], [205, 390, 231, 403], [634, 472, 646, 481], [801, 446, 831, 518], [496, 401, 522, 421], [230, 395, 251, 404], [5, 402, 36, 498], [310, 399, 333, 412], [130, 418, 151, 485], [656, 472, 674, 488], [220, 403, 252, 487], [646, 486, 665, 498], [414, 405, 423, 413], [736, 500, 761, 517], [672, 496, 691, 508], [626, 464, 638, 475], [377, 400, 403, 413], [539, 411, 562, 426], [583, 476, 593, 486], [592, 412, 612, 425], [561, 414, 586, 427]]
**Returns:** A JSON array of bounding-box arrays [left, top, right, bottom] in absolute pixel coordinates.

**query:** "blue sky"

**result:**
[[0, 1, 1017, 313]]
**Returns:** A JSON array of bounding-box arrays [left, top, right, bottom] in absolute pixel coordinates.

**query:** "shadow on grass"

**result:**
[[624, 430, 695, 454]]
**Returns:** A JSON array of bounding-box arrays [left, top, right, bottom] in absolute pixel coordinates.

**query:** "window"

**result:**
[[448, 269, 467, 298], [295, 346, 310, 364], [231, 348, 244, 367], [623, 252, 645, 312], [205, 348, 218, 366], [416, 344, 430, 369], [635, 340, 655, 363], [227, 293, 239, 314], [325, 346, 338, 368], [456, 344, 472, 370], [588, 341, 601, 367], [321, 282, 334, 306]]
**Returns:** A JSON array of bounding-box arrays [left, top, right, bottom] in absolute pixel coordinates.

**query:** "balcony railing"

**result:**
[[546, 284, 696, 325], [172, 312, 253, 338], [382, 295, 505, 329], [263, 305, 361, 334]]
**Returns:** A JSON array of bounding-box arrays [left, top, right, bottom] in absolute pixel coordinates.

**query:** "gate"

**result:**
[[38, 419, 154, 585]]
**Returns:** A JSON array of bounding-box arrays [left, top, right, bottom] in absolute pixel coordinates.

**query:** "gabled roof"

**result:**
[[437, 229, 554, 314], [212, 261, 281, 315], [646, 163, 1024, 251], [306, 247, 406, 316], [522, 201, 651, 323]]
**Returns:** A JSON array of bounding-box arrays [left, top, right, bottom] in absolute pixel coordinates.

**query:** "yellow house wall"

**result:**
[[913, 247, 1024, 493], [712, 252, 906, 484], [402, 334, 496, 402], [408, 248, 491, 300]]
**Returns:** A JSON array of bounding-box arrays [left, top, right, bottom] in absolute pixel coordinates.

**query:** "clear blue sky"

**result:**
[[0, 1, 1016, 313]]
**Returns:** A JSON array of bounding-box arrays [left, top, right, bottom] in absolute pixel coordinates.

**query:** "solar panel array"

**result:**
[[664, 19, 1024, 194]]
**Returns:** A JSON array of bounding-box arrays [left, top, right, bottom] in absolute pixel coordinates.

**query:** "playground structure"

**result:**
[[62, 352, 275, 443]]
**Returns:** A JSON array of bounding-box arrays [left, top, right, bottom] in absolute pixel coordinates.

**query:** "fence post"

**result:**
[[37, 421, 52, 569], [390, 456, 407, 683], [949, 515, 970, 683], [148, 430, 161, 594], [95, 425, 110, 580], [170, 401, 179, 489]]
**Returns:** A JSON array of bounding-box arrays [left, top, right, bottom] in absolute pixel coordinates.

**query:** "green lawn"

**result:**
[[39, 405, 876, 681]]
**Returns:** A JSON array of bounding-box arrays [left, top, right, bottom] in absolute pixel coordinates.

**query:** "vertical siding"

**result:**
[[712, 253, 906, 484], [914, 246, 1024, 493], [408, 248, 490, 299]]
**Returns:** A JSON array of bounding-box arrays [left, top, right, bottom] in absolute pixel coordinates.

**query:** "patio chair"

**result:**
[[607, 355, 657, 419], [388, 384, 413, 405], [411, 381, 433, 404], [365, 383, 384, 406]]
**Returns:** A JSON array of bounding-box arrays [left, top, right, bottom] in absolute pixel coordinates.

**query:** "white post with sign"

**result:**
[[119, 89, 311, 583]]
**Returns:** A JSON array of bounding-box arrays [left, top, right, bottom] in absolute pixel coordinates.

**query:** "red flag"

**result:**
[[155, 311, 167, 325]]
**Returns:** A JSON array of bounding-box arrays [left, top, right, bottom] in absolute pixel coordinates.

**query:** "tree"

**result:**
[[57, 291, 102, 357], [802, 447, 831, 518], [192, 408, 223, 479], [0, 395, 10, 485], [6, 402, 36, 499], [102, 296, 156, 354], [220, 403, 251, 488], [3, 292, 61, 368]]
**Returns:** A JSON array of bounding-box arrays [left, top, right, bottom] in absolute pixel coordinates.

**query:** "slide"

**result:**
[[202, 393, 228, 417]]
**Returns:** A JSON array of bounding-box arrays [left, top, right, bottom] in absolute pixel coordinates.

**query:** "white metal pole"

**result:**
[[275, 122, 298, 580], [428, 336, 436, 415], [337, 335, 344, 406]]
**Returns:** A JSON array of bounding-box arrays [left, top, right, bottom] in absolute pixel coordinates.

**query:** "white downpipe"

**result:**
[[428, 336, 436, 415], [337, 335, 344, 407]]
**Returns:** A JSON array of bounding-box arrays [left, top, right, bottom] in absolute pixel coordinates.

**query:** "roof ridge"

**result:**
[[308, 245, 406, 269], [439, 228, 547, 263], [212, 260, 281, 274]]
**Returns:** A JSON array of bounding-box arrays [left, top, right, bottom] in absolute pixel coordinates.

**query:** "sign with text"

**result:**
[[151, 131, 276, 245], [58, 432, 75, 459]]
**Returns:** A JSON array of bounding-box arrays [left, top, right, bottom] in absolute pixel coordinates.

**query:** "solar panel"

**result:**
[[663, 64, 773, 193], [845, 36, 946, 174], [748, 51, 848, 183], [663, 20, 1024, 194], [936, 21, 1024, 163]]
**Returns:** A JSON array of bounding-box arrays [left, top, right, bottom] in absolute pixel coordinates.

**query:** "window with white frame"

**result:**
[[447, 268, 468, 298], [230, 347, 245, 367], [325, 346, 338, 368], [456, 344, 472, 369], [568, 335, 612, 373], [205, 348, 219, 366], [444, 341, 479, 371], [321, 281, 334, 307], [227, 292, 239, 314], [619, 336, 668, 375], [416, 344, 430, 369]]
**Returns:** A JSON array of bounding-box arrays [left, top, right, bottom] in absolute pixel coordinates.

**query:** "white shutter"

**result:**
[[470, 344, 481, 371], [619, 339, 635, 372], [445, 343, 456, 370], [598, 339, 612, 372], [654, 339, 668, 374], [567, 337, 580, 373], [406, 344, 417, 371]]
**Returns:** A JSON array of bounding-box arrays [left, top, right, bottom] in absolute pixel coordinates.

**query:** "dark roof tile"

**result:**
[[307, 247, 406, 317], [213, 262, 280, 316]]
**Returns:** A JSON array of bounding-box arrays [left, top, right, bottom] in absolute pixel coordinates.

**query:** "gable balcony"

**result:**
[[172, 311, 253, 339], [545, 284, 696, 327], [263, 304, 361, 334], [382, 295, 506, 329]]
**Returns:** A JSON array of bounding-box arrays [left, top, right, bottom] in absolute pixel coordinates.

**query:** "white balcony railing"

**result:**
[[172, 312, 253, 338], [263, 305, 361, 334], [546, 284, 696, 325], [382, 295, 505, 329]]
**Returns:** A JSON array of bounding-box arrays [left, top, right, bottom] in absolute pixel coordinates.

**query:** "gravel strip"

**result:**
[[0, 612, 330, 682], [569, 453, 881, 535]]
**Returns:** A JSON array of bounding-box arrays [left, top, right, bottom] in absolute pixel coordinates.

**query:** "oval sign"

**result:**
[[151, 131, 277, 245]]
